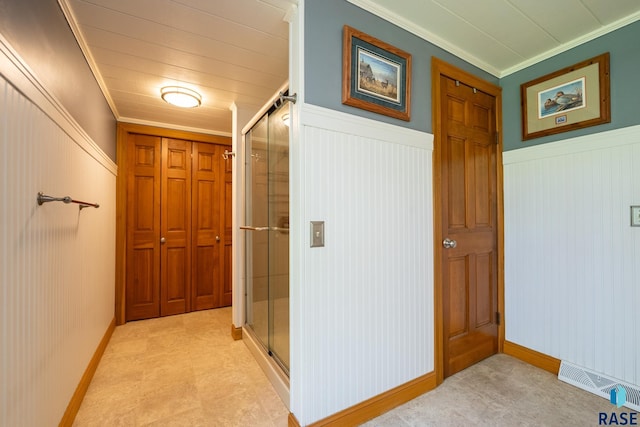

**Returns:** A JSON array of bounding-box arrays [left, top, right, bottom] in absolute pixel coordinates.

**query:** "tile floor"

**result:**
[[363, 354, 629, 427], [75, 308, 630, 426], [73, 308, 289, 426]]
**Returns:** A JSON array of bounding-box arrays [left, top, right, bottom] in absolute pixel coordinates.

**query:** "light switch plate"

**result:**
[[632, 206, 640, 227], [310, 221, 324, 247]]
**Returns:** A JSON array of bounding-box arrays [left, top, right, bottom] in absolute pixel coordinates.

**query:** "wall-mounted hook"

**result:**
[[279, 91, 297, 104]]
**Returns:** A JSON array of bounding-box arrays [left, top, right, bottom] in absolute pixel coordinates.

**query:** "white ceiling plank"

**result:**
[[71, 0, 289, 59], [87, 44, 285, 92], [80, 26, 287, 77], [409, 0, 527, 69], [171, 0, 292, 38], [62, 0, 640, 134], [581, 0, 640, 24], [431, 0, 559, 58], [508, 0, 600, 42]]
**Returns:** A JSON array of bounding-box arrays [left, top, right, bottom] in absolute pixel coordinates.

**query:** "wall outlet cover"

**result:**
[[310, 221, 324, 247]]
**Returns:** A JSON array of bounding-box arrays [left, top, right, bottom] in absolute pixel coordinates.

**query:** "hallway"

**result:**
[[73, 308, 289, 426]]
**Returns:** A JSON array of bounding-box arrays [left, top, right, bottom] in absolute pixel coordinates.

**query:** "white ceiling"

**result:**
[[61, 0, 295, 136], [352, 0, 640, 76], [60, 0, 640, 137]]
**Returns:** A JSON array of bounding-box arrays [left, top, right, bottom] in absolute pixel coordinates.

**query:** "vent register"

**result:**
[[559, 361, 640, 411]]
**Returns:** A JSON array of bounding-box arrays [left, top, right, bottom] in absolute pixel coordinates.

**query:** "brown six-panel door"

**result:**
[[191, 142, 232, 309], [161, 138, 192, 316], [440, 75, 499, 378], [191, 142, 221, 310], [125, 132, 230, 321], [126, 134, 161, 320]]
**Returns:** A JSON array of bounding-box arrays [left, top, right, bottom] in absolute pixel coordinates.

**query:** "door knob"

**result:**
[[216, 235, 220, 242], [160, 237, 166, 244], [442, 238, 457, 249]]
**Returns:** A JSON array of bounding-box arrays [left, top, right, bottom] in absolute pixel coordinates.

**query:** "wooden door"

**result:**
[[438, 71, 500, 378], [191, 142, 220, 310], [160, 138, 192, 316], [126, 134, 161, 320], [125, 131, 232, 321], [117, 124, 233, 324]]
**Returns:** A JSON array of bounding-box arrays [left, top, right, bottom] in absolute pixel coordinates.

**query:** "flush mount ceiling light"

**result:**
[[160, 86, 202, 108]]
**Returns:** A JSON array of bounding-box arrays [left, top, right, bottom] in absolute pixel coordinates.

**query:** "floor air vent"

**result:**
[[558, 361, 640, 411]]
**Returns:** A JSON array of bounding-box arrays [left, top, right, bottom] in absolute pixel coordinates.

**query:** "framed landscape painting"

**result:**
[[342, 25, 412, 121], [521, 53, 610, 140]]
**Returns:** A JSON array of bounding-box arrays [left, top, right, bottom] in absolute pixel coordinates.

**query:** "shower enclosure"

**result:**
[[243, 100, 290, 374]]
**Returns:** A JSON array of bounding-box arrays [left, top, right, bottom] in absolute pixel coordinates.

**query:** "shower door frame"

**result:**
[[242, 99, 291, 377]]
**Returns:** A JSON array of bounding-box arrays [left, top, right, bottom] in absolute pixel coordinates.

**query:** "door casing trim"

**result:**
[[431, 57, 505, 384]]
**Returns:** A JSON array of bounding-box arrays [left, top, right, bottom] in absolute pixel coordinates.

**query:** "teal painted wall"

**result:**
[[304, 0, 498, 134], [305, 1, 639, 151], [501, 20, 640, 151]]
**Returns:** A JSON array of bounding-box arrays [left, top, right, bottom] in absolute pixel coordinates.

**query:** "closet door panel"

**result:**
[[160, 138, 192, 316], [126, 134, 161, 321], [192, 143, 222, 310]]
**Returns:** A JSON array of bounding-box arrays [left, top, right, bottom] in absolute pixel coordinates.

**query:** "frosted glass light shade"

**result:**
[[161, 86, 202, 108]]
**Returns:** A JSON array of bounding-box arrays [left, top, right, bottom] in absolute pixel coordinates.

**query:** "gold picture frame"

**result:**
[[521, 52, 610, 140]]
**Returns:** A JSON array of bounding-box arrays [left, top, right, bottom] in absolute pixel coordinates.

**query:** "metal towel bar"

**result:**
[[37, 192, 100, 210]]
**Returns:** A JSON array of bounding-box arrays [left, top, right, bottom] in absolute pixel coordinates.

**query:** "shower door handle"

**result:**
[[240, 226, 269, 231], [270, 227, 289, 233]]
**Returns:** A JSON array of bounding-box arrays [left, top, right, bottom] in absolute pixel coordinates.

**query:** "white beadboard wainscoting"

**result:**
[[504, 125, 640, 389], [0, 41, 116, 425], [290, 104, 434, 425]]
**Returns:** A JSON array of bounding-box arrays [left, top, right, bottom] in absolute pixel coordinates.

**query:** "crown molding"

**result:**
[[57, 0, 120, 118]]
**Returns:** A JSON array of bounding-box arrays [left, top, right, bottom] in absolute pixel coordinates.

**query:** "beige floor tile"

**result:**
[[135, 381, 202, 425], [74, 307, 289, 427], [76, 309, 626, 427], [364, 353, 631, 427], [140, 407, 209, 427]]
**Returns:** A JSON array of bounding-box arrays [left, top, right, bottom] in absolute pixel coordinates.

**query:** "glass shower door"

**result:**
[[244, 102, 290, 374], [245, 114, 269, 349], [268, 103, 290, 372]]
